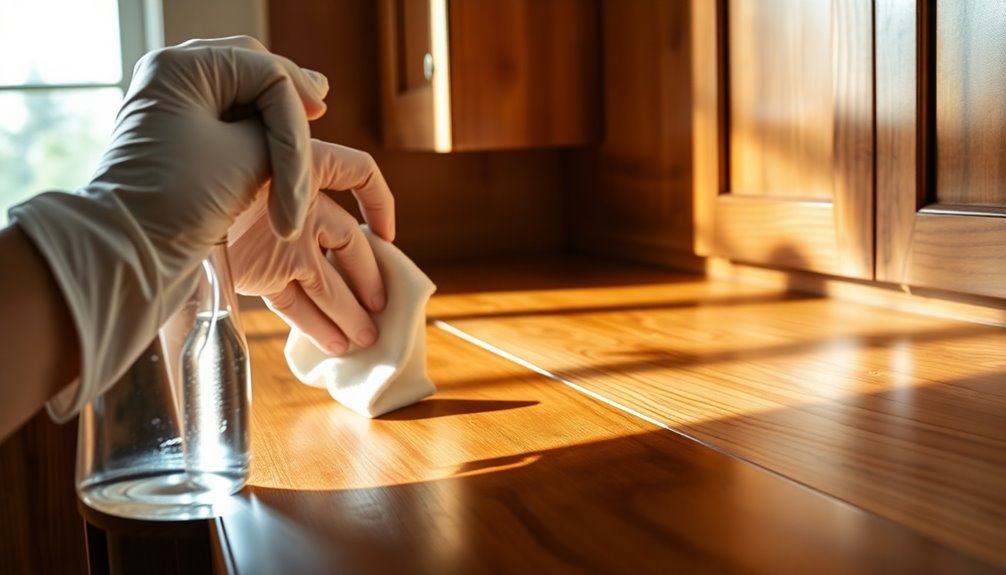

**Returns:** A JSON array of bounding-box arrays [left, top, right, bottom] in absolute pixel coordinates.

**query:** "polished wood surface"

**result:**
[[215, 302, 997, 574], [729, 0, 833, 200], [693, 0, 874, 279], [936, 0, 1006, 206], [705, 254, 1006, 329], [875, 0, 1006, 299], [424, 257, 1006, 568], [875, 0, 922, 289], [690, 0, 724, 259], [448, 0, 601, 151], [712, 195, 843, 272]]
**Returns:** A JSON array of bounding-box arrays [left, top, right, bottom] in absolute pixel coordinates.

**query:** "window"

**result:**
[[0, 0, 155, 224]]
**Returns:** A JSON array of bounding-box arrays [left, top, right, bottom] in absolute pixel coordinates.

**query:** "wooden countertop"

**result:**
[[212, 257, 1004, 574], [425, 257, 1006, 567]]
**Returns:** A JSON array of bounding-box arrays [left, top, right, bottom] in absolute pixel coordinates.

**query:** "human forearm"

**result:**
[[0, 224, 79, 442], [2, 38, 328, 427], [0, 37, 333, 441]]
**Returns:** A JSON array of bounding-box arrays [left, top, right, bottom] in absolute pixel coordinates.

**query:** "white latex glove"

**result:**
[[8, 36, 328, 421], [228, 139, 396, 356]]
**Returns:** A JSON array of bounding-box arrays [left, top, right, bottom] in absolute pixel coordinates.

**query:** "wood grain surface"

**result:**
[[424, 257, 1006, 569], [448, 0, 601, 150], [936, 0, 1006, 206], [875, 0, 1006, 299], [376, 0, 600, 151], [0, 413, 87, 574], [213, 277, 1002, 573], [728, 0, 835, 200], [875, 0, 923, 286], [694, 0, 874, 279]]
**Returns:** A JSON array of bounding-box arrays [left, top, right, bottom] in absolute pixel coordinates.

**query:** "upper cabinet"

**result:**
[[377, 0, 601, 152], [692, 0, 874, 279], [876, 0, 1006, 299]]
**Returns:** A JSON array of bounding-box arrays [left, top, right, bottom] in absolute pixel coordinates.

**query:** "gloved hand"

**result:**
[[8, 36, 328, 421], [228, 139, 396, 356]]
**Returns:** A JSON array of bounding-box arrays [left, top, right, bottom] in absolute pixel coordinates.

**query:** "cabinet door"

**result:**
[[693, 0, 874, 278], [378, 0, 601, 152], [378, 0, 448, 150], [877, 0, 1006, 298]]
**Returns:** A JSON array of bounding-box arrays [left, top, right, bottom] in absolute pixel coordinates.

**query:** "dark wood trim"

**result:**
[[716, 0, 730, 197], [917, 0, 936, 208]]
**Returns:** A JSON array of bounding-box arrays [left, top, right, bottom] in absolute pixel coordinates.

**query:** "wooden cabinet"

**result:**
[[692, 0, 874, 279], [377, 0, 601, 152], [694, 0, 1005, 298], [0, 413, 87, 574], [876, 0, 1006, 299]]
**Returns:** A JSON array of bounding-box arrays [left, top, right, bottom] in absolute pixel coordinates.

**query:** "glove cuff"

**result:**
[[9, 190, 176, 422]]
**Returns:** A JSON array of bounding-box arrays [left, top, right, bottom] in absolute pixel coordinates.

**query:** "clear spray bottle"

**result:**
[[76, 241, 251, 520], [178, 241, 250, 495]]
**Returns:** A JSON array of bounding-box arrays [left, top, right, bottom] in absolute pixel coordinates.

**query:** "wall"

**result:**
[[268, 0, 566, 263], [567, 0, 698, 269], [162, 0, 697, 266], [161, 0, 270, 46]]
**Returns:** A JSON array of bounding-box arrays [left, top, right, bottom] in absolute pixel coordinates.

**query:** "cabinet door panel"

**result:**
[[379, 0, 600, 151], [877, 0, 1006, 298], [694, 0, 874, 279], [729, 0, 834, 200], [936, 1, 1006, 206], [448, 0, 600, 150], [379, 0, 441, 150], [396, 0, 432, 94]]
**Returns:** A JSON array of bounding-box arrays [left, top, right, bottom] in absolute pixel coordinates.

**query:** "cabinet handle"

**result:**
[[423, 52, 434, 81]]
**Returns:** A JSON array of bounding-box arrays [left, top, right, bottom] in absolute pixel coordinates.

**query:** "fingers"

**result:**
[[311, 140, 396, 241], [232, 49, 329, 121], [300, 250, 379, 350], [263, 195, 382, 355], [313, 194, 386, 312], [264, 283, 349, 356], [145, 38, 330, 240], [175, 36, 329, 119], [266, 258, 379, 355]]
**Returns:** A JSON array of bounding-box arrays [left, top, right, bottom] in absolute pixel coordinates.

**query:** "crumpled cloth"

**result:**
[[284, 226, 436, 417]]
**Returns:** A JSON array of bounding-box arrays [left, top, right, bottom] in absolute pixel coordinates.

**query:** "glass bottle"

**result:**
[[76, 242, 250, 520], [178, 242, 251, 496]]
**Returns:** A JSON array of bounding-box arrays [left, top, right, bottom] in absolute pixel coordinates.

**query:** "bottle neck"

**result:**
[[193, 244, 244, 341]]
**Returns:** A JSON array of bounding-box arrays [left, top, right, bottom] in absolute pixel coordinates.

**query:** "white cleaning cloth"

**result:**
[[284, 226, 437, 417]]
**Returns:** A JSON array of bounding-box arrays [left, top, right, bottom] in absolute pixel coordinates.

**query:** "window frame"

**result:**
[[0, 0, 161, 221], [0, 0, 159, 96]]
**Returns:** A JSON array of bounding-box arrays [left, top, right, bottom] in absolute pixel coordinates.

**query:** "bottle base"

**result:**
[[79, 469, 246, 521]]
